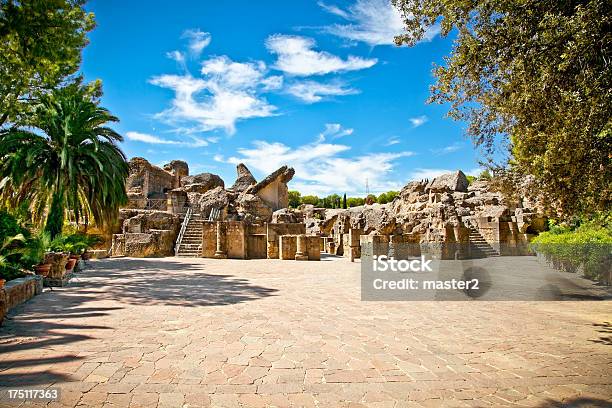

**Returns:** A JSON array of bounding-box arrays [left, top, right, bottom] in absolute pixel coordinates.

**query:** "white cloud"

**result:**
[[409, 115, 428, 128], [182, 29, 211, 57], [266, 34, 377, 76], [320, 0, 439, 46], [385, 137, 401, 146], [166, 50, 185, 64], [317, 1, 350, 19], [150, 55, 278, 134], [223, 126, 414, 196], [320, 123, 353, 140], [408, 168, 453, 181], [126, 131, 209, 147], [286, 80, 358, 103], [431, 142, 464, 155], [408, 167, 483, 182]]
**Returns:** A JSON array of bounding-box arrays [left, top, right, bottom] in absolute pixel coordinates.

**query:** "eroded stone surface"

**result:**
[[0, 257, 609, 407]]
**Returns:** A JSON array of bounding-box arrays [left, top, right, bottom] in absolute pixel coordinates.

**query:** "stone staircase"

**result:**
[[468, 227, 500, 258], [176, 213, 204, 257]]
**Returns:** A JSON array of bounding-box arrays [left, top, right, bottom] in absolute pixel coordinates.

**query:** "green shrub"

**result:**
[[49, 233, 102, 254], [531, 217, 611, 283]]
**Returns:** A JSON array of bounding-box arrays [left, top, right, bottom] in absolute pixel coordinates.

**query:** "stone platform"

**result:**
[[0, 257, 609, 407]]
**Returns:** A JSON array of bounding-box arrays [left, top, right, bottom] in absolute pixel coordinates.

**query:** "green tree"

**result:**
[[0, 0, 95, 126], [377, 191, 399, 204], [288, 190, 301, 208], [0, 81, 128, 238], [478, 170, 492, 181], [365, 194, 377, 205], [301, 195, 319, 206], [347, 197, 365, 207], [325, 194, 341, 209], [342, 193, 347, 209], [393, 0, 612, 216]]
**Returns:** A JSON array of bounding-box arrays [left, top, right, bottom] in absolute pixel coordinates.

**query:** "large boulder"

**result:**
[[426, 171, 469, 193], [182, 172, 224, 193], [236, 193, 273, 223], [163, 160, 189, 177], [271, 208, 304, 224], [122, 211, 179, 234], [231, 163, 257, 192], [247, 165, 295, 210], [114, 231, 176, 257], [196, 186, 233, 217]]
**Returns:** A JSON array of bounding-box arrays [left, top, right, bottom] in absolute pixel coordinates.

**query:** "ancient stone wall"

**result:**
[[226, 221, 247, 259], [126, 158, 175, 199], [0, 275, 43, 326], [267, 223, 306, 259], [202, 221, 217, 258], [279, 235, 297, 260], [305, 236, 321, 261], [112, 231, 175, 257]]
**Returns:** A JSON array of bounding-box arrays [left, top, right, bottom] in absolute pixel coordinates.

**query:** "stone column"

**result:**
[[214, 221, 227, 259], [295, 234, 308, 261]]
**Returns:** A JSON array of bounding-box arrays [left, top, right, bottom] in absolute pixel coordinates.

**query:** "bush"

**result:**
[[50, 233, 102, 254], [531, 216, 612, 283], [377, 191, 399, 204], [0, 264, 26, 281]]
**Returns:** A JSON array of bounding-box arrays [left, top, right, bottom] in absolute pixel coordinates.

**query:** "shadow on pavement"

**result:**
[[70, 258, 279, 307]]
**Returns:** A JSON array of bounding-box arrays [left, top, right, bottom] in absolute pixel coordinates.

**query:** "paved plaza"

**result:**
[[0, 256, 610, 407]]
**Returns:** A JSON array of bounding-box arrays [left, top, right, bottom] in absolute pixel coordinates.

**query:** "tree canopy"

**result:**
[[393, 0, 611, 216], [0, 81, 128, 238], [0, 0, 95, 126]]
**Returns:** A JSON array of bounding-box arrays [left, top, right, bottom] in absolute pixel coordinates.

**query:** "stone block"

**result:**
[[279, 235, 297, 260], [1, 275, 43, 325], [305, 236, 321, 261]]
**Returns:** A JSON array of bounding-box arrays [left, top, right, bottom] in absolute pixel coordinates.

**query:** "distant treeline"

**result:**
[[288, 191, 399, 209]]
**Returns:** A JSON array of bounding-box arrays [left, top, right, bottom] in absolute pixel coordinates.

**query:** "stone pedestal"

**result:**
[[214, 221, 227, 259], [295, 234, 308, 261]]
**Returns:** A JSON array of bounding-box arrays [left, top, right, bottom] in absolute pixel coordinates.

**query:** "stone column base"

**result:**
[[213, 252, 227, 259], [295, 254, 308, 261]]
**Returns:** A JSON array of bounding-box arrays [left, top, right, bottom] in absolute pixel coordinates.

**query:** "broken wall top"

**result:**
[[248, 165, 295, 194]]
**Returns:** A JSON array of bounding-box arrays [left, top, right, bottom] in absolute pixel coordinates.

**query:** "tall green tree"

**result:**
[[0, 0, 95, 126], [393, 0, 611, 216], [0, 81, 128, 238], [288, 190, 301, 208]]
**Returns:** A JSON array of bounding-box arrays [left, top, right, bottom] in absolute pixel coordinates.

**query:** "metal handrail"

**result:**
[[208, 207, 220, 221], [175, 207, 192, 256]]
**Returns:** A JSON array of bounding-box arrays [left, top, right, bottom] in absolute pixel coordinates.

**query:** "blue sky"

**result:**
[[82, 0, 484, 196]]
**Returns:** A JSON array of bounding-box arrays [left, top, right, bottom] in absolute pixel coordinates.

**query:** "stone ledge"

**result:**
[[0, 275, 43, 326], [44, 270, 76, 287]]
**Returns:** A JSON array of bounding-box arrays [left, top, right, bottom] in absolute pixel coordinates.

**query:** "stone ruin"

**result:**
[[299, 170, 548, 260], [111, 158, 316, 259], [111, 159, 547, 262]]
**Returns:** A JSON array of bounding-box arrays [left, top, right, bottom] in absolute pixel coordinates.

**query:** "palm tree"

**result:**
[[0, 81, 128, 238]]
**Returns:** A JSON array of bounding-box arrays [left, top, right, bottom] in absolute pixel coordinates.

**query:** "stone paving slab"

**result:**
[[0, 256, 610, 407]]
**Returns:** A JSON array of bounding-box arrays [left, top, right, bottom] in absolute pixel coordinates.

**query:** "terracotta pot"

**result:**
[[0, 279, 5, 289], [69, 254, 81, 261], [34, 263, 51, 277], [65, 258, 77, 271]]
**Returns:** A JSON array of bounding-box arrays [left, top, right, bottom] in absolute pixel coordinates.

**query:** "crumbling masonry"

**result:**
[[111, 159, 547, 261]]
